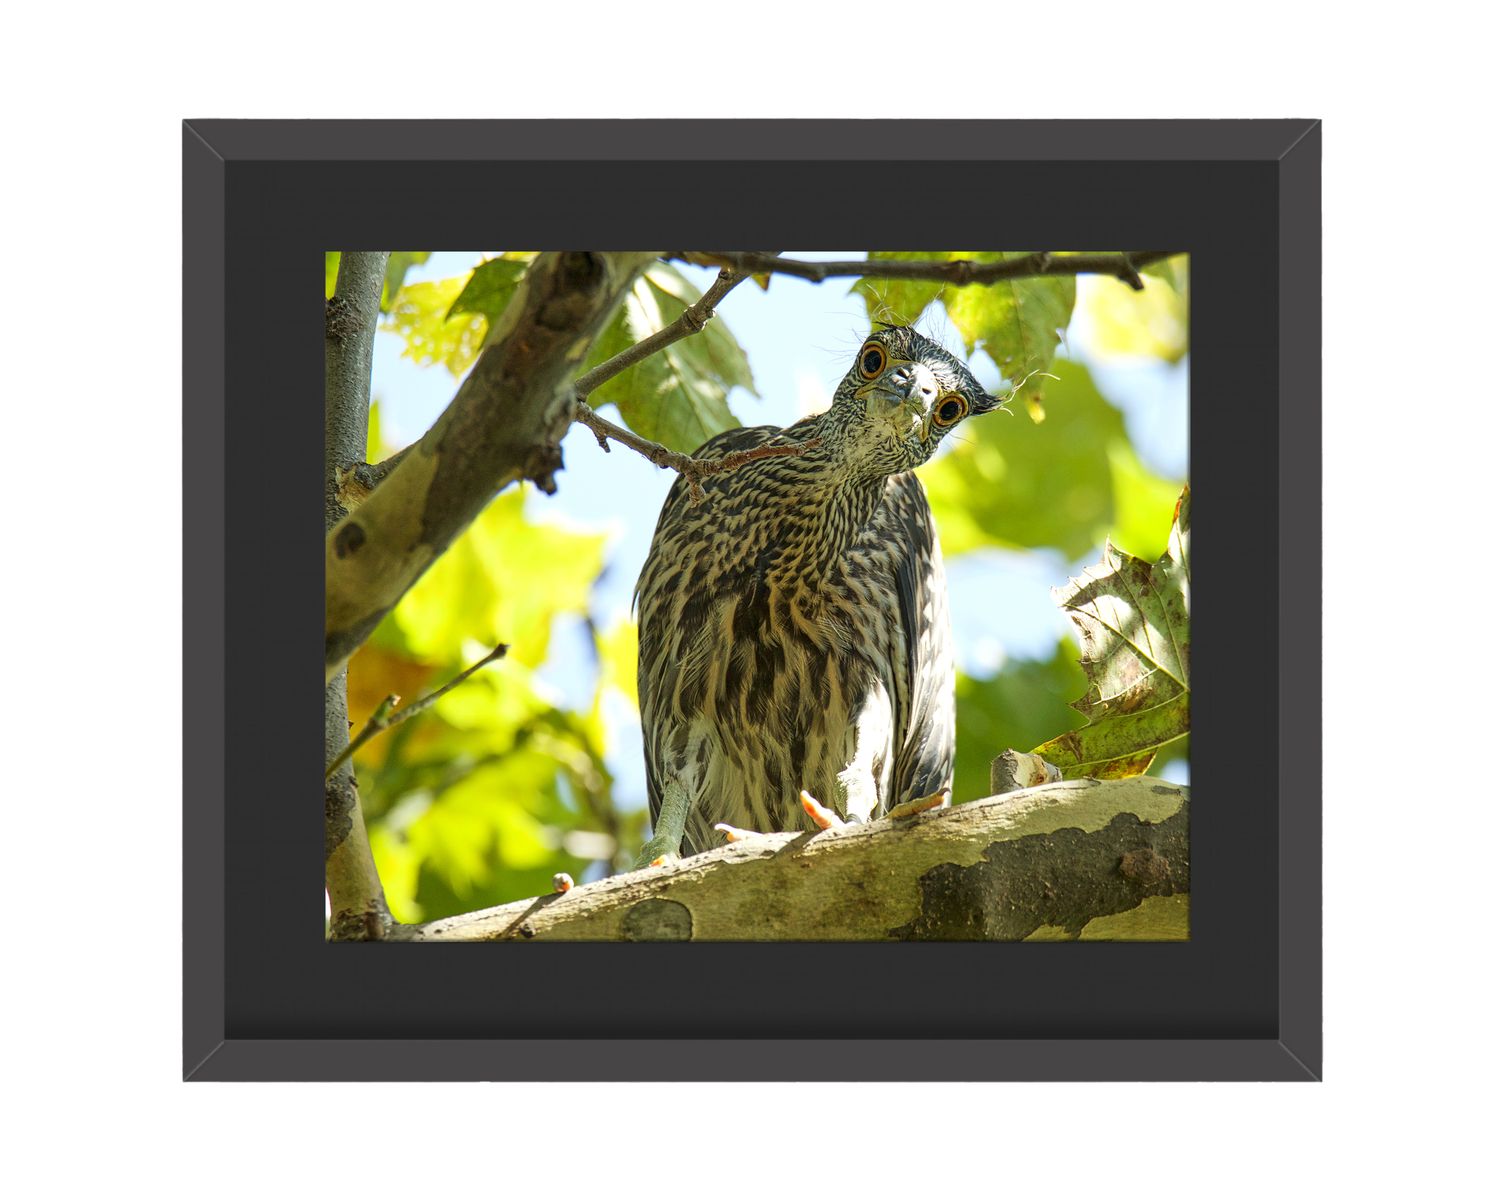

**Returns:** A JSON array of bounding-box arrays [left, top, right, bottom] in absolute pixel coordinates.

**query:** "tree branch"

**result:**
[[324, 251, 657, 684], [388, 777, 1190, 942], [572, 266, 747, 398], [571, 400, 821, 502], [324, 643, 508, 780], [674, 250, 1179, 292], [335, 444, 413, 510], [324, 250, 393, 941]]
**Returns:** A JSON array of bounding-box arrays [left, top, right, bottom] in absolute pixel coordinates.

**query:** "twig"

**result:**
[[324, 643, 509, 780], [570, 262, 820, 498], [672, 250, 1179, 292], [572, 267, 749, 398], [572, 400, 820, 502]]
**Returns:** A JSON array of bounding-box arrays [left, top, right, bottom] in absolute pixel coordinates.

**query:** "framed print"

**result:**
[[183, 118, 1320, 1081]]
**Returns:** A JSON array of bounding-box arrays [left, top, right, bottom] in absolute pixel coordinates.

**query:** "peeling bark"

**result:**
[[324, 251, 658, 682], [389, 777, 1190, 943]]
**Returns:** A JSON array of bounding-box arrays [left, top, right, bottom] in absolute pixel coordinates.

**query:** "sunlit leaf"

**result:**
[[1107, 442, 1185, 562], [594, 617, 639, 710], [1142, 253, 1189, 294], [1034, 487, 1191, 779], [922, 358, 1179, 558], [368, 809, 428, 923], [941, 252, 1075, 403], [851, 251, 945, 327], [365, 399, 384, 463], [382, 274, 488, 376], [379, 487, 605, 668], [380, 251, 431, 313], [405, 753, 588, 913], [324, 251, 341, 299], [1083, 269, 1188, 363]]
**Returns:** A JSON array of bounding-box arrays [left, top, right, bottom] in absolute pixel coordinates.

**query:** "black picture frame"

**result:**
[[183, 119, 1320, 1082]]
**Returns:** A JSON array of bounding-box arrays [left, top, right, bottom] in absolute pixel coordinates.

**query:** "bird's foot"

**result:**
[[715, 787, 949, 848], [633, 837, 682, 870], [713, 790, 848, 845], [799, 789, 847, 830]]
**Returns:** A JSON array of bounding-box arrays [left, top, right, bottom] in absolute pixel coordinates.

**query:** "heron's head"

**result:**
[[825, 325, 1001, 476]]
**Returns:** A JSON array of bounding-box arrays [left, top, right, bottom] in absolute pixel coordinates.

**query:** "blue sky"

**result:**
[[367, 252, 1189, 802]]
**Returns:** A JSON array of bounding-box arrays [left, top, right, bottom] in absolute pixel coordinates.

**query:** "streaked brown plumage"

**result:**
[[634, 326, 1000, 858]]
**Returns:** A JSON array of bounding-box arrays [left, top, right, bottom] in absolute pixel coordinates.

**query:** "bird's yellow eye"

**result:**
[[932, 393, 969, 428], [857, 341, 887, 380]]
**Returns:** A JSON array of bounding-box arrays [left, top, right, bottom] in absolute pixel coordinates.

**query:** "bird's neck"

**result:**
[[756, 414, 887, 587]]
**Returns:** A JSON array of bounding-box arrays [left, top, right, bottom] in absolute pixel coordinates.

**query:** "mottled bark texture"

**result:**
[[389, 777, 1190, 942], [324, 251, 658, 683], [324, 251, 392, 940]]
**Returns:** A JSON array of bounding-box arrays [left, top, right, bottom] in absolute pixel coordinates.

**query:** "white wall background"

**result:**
[[4, 5, 1493, 1198]]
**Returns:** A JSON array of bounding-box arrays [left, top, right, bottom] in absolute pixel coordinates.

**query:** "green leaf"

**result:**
[[380, 251, 431, 313], [582, 262, 753, 453], [382, 274, 489, 376], [594, 617, 639, 711], [448, 256, 530, 326], [1107, 442, 1185, 562], [1142, 253, 1189, 294], [941, 252, 1075, 403], [365, 399, 384, 463], [325, 251, 341, 299], [1083, 266, 1188, 364], [1034, 487, 1191, 779], [851, 251, 946, 327], [921, 358, 1179, 559], [378, 487, 606, 669]]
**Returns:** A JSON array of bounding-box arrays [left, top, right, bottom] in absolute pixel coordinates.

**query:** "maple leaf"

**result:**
[[1034, 486, 1190, 779]]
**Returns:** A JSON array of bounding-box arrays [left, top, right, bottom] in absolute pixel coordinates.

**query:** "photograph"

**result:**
[[324, 249, 1190, 943]]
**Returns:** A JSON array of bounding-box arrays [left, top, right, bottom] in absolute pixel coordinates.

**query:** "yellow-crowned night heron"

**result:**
[[634, 326, 1001, 863]]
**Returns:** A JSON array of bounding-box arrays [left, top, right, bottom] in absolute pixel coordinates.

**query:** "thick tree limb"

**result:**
[[324, 250, 393, 940], [324, 251, 657, 683], [675, 251, 1179, 292], [389, 777, 1189, 942]]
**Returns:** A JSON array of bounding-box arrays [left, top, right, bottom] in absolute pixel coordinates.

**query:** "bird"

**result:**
[[633, 325, 1002, 863]]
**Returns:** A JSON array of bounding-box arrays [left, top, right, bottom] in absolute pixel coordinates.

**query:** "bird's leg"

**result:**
[[635, 778, 692, 868]]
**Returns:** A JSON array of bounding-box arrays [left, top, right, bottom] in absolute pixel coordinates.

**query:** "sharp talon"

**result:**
[[799, 789, 846, 831], [887, 789, 950, 820], [648, 853, 679, 867], [714, 822, 756, 843]]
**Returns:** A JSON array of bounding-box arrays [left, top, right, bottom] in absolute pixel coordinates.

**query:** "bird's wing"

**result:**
[[636, 423, 785, 828], [882, 473, 957, 803]]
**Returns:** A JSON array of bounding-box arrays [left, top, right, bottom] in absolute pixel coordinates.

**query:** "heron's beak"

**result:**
[[855, 362, 937, 433]]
